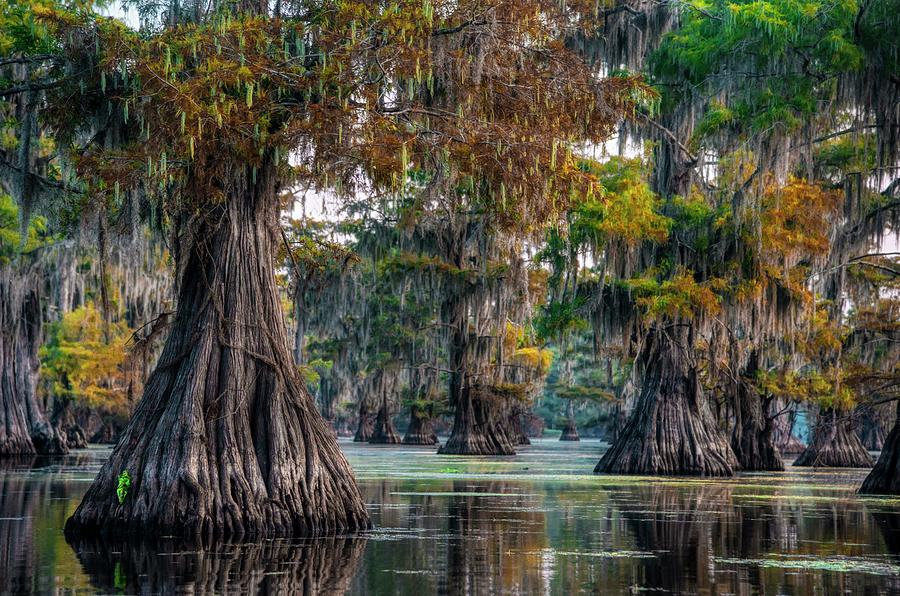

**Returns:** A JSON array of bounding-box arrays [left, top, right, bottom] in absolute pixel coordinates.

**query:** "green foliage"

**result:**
[[116, 470, 130, 504], [534, 299, 587, 343], [650, 0, 866, 137], [0, 194, 52, 262], [572, 157, 670, 246], [555, 385, 614, 402], [298, 358, 332, 390], [113, 561, 126, 589]]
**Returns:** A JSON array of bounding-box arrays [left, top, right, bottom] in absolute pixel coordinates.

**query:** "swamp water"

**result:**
[[1, 438, 899, 595]]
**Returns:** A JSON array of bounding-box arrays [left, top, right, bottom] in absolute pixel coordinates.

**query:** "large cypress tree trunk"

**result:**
[[856, 404, 890, 451], [559, 400, 580, 441], [439, 382, 515, 455], [402, 404, 438, 445], [51, 399, 88, 449], [0, 266, 67, 456], [367, 370, 401, 444], [64, 162, 370, 541], [437, 285, 515, 456], [772, 398, 806, 454], [860, 401, 900, 494], [729, 355, 783, 471], [369, 400, 401, 445], [594, 325, 737, 476], [506, 407, 530, 445], [353, 400, 375, 442], [793, 408, 874, 468]]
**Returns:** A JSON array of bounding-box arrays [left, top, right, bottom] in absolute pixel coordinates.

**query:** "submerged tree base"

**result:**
[[730, 372, 783, 472], [402, 410, 438, 445], [793, 409, 874, 468], [860, 403, 900, 494], [438, 389, 515, 455], [369, 405, 401, 444], [594, 326, 737, 477], [64, 163, 370, 541], [353, 403, 375, 443], [559, 423, 580, 441], [507, 411, 531, 445]]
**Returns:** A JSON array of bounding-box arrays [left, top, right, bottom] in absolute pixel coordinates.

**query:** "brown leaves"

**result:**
[[39, 1, 646, 233]]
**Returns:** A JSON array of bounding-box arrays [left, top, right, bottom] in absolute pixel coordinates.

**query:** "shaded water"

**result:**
[[2, 439, 899, 594]]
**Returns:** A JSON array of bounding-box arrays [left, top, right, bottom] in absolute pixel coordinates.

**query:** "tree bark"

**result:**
[[594, 325, 738, 476], [64, 161, 370, 541], [507, 408, 530, 445], [402, 404, 438, 445], [729, 355, 783, 471], [793, 408, 874, 468], [353, 400, 375, 443], [369, 402, 401, 444], [860, 401, 900, 494], [437, 280, 515, 456], [0, 265, 67, 456], [772, 398, 806, 454], [559, 399, 580, 441], [51, 399, 88, 449], [856, 403, 891, 451], [438, 383, 516, 455]]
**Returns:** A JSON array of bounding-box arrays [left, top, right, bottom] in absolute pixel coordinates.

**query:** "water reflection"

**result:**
[[611, 483, 731, 593], [69, 535, 368, 595], [2, 441, 900, 594], [873, 511, 900, 561], [0, 453, 99, 593], [442, 481, 548, 595]]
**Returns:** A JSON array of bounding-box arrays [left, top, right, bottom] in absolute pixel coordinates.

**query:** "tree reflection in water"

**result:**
[[441, 481, 548, 595], [610, 482, 731, 593], [873, 510, 900, 563], [0, 457, 42, 594], [608, 481, 900, 595], [3, 442, 900, 593], [68, 535, 368, 595]]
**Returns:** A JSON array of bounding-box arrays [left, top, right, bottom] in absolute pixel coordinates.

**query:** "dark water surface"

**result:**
[[2, 439, 900, 594]]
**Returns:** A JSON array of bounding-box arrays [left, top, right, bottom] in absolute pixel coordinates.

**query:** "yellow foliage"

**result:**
[[759, 178, 841, 262], [40, 303, 135, 414], [513, 347, 553, 374]]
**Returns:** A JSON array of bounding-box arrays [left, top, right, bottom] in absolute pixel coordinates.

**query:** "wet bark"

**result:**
[[559, 400, 580, 441], [507, 408, 530, 445], [438, 383, 516, 455], [594, 325, 738, 476], [793, 408, 874, 468], [402, 405, 438, 445], [729, 356, 783, 471], [369, 402, 401, 444], [856, 403, 891, 451], [860, 401, 900, 494], [353, 400, 375, 443], [64, 160, 370, 541], [50, 399, 88, 449], [0, 265, 67, 456]]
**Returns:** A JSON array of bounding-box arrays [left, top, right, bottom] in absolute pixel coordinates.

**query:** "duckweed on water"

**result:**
[[714, 556, 900, 576], [4, 440, 900, 594]]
